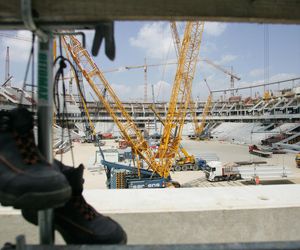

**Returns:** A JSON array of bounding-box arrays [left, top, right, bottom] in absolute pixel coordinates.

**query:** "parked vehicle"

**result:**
[[172, 157, 207, 171], [204, 161, 241, 182]]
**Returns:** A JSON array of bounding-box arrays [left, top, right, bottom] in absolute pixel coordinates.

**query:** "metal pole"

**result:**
[[151, 84, 158, 134], [144, 57, 147, 102], [37, 36, 54, 244]]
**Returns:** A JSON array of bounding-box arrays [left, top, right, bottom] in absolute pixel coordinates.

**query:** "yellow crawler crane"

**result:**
[[63, 21, 204, 187], [63, 35, 160, 175], [149, 104, 201, 171], [157, 21, 204, 176]]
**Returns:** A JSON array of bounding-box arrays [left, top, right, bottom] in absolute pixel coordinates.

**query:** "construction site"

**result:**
[[1, 1, 300, 249]]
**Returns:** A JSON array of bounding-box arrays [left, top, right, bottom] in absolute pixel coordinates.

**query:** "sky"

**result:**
[[0, 21, 300, 102]]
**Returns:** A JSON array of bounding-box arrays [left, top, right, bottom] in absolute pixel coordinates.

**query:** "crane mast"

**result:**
[[5, 47, 11, 87], [158, 21, 204, 175]]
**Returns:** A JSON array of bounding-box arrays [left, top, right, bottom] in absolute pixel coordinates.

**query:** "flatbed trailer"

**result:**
[[205, 161, 292, 182], [249, 145, 272, 158], [235, 160, 267, 166]]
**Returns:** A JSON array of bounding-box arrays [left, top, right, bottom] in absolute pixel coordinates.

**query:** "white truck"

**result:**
[[205, 161, 292, 182], [204, 161, 241, 182]]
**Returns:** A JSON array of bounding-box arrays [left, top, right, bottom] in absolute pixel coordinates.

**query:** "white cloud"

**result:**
[[217, 54, 238, 64], [153, 80, 172, 102], [108, 80, 172, 102], [129, 22, 175, 59], [204, 22, 227, 37], [269, 73, 297, 82], [200, 41, 217, 54], [110, 83, 135, 101], [249, 68, 264, 78], [129, 21, 226, 60]]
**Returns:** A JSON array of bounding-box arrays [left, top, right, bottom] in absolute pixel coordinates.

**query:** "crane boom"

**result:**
[[158, 21, 204, 175], [170, 21, 181, 58], [195, 93, 212, 136], [189, 79, 212, 138], [170, 22, 209, 139], [102, 61, 177, 74], [203, 59, 240, 81], [203, 59, 240, 96], [170, 21, 200, 137]]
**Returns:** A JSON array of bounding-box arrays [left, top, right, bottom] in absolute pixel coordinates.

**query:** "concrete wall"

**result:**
[[1, 185, 300, 245]]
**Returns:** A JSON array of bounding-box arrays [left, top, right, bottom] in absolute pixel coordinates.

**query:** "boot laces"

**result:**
[[72, 195, 98, 221], [13, 130, 39, 165]]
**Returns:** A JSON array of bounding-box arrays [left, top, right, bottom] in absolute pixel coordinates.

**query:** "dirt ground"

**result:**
[[58, 138, 300, 189]]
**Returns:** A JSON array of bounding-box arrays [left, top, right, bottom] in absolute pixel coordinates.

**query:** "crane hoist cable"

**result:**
[[61, 37, 96, 137]]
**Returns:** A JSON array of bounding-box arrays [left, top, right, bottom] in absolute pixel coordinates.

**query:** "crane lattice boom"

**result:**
[[196, 94, 212, 135], [170, 21, 210, 140], [62, 35, 162, 175], [158, 21, 204, 175], [203, 59, 240, 81], [170, 21, 181, 58]]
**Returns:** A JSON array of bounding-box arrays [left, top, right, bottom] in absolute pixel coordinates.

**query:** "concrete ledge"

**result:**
[[1, 185, 300, 245], [10, 241, 300, 250], [83, 185, 300, 213]]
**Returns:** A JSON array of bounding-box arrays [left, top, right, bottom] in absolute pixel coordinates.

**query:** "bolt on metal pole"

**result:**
[[37, 36, 54, 244]]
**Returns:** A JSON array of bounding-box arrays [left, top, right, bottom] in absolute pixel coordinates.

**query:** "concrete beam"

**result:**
[[2, 185, 300, 245], [1, 0, 300, 30]]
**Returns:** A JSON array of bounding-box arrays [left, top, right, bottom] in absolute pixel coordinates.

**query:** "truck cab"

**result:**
[[204, 161, 222, 181], [204, 161, 241, 182]]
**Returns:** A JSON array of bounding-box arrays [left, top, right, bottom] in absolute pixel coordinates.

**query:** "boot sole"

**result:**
[[0, 186, 71, 209]]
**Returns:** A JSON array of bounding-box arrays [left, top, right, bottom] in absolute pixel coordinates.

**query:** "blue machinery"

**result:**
[[102, 160, 169, 189]]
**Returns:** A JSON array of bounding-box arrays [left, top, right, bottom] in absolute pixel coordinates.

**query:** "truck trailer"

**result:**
[[249, 145, 272, 158]]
